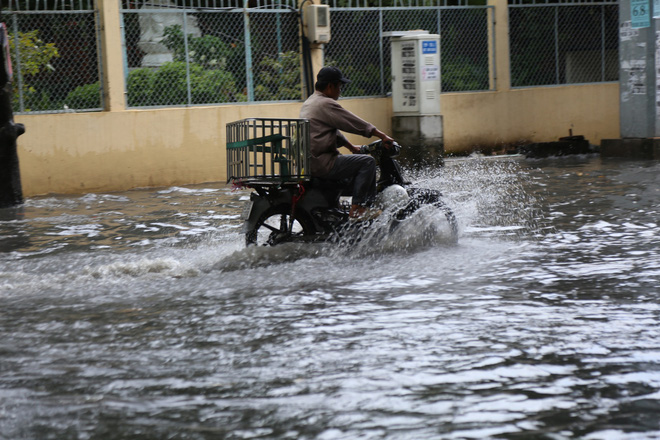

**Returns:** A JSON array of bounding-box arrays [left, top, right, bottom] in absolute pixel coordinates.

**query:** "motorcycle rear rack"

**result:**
[[226, 118, 311, 185]]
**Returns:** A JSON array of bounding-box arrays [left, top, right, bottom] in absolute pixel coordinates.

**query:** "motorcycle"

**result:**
[[226, 118, 457, 247]]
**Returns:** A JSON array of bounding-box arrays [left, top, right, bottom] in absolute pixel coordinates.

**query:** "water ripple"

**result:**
[[2, 158, 660, 439]]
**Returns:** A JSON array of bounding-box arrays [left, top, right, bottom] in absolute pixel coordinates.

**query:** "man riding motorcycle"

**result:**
[[299, 66, 394, 221]]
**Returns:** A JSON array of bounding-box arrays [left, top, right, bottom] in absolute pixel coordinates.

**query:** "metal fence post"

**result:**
[[10, 14, 24, 112], [601, 4, 606, 82], [183, 9, 192, 105], [276, 11, 283, 56], [554, 5, 559, 84], [437, 7, 442, 92], [243, 0, 254, 102], [379, 8, 384, 95]]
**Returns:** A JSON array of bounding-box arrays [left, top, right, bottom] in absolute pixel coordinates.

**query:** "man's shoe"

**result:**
[[349, 205, 382, 222]]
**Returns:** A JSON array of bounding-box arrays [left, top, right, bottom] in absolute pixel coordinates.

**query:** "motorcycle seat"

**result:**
[[309, 177, 351, 190]]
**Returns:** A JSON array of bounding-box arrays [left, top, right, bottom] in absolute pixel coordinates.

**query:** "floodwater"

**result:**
[[1, 155, 660, 440]]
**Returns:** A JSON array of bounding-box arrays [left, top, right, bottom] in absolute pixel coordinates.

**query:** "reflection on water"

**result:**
[[0, 186, 245, 258], [1, 156, 660, 439]]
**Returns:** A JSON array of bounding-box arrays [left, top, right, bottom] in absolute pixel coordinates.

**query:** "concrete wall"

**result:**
[[441, 83, 620, 151], [15, 99, 392, 195], [13, 0, 620, 197]]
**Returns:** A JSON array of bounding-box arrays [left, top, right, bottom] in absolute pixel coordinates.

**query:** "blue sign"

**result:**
[[422, 40, 437, 54], [631, 0, 650, 29]]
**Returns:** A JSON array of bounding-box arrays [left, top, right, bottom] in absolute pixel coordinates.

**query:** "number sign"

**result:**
[[632, 0, 651, 29]]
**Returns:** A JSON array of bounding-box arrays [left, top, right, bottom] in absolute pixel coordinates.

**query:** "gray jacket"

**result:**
[[300, 91, 376, 176]]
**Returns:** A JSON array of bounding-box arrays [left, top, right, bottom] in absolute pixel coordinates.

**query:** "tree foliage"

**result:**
[[254, 51, 301, 101], [126, 61, 241, 106], [162, 24, 234, 70], [9, 29, 59, 110]]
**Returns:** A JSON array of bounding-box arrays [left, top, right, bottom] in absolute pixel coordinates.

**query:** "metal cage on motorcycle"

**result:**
[[226, 118, 311, 185]]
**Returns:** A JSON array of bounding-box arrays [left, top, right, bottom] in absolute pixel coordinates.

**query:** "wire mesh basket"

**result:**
[[226, 118, 311, 185]]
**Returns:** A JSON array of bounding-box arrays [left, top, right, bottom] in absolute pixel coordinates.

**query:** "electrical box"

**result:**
[[305, 4, 331, 44], [389, 31, 441, 116]]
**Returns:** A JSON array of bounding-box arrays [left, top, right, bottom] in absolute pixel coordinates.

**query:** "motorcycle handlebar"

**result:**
[[359, 140, 401, 157]]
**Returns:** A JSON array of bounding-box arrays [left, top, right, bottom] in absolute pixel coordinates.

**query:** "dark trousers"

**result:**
[[325, 154, 377, 206]]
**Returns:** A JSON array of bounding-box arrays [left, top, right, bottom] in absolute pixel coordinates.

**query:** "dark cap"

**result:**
[[317, 66, 351, 84]]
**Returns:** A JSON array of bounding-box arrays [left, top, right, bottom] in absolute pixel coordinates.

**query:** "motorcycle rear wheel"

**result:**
[[246, 205, 315, 246]]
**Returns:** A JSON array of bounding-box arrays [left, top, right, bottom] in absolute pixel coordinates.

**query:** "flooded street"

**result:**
[[1, 155, 660, 439]]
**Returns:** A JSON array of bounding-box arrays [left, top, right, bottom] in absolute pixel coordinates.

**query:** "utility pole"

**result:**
[[602, 0, 660, 158], [0, 10, 25, 208]]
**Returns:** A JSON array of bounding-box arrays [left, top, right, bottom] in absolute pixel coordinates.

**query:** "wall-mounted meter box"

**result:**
[[388, 31, 441, 116], [305, 4, 331, 44]]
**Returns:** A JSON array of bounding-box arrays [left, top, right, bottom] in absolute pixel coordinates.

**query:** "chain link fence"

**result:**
[[121, 1, 493, 107], [3, 0, 102, 114], [3, 0, 619, 112], [509, 2, 619, 87], [327, 5, 492, 97], [121, 1, 302, 107]]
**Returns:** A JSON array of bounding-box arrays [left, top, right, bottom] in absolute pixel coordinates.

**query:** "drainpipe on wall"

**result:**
[[0, 19, 25, 208]]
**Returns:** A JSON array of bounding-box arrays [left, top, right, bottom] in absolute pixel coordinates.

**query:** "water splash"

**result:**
[[412, 156, 550, 239], [342, 156, 548, 258], [214, 157, 547, 265], [213, 242, 328, 272], [338, 205, 458, 258]]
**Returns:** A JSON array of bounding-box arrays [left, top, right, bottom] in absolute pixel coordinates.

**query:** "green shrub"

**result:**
[[127, 68, 155, 107], [64, 82, 101, 109], [162, 25, 234, 70], [151, 61, 196, 106], [441, 59, 489, 92], [324, 55, 382, 97], [126, 61, 240, 106], [254, 51, 301, 101], [126, 25, 248, 106], [192, 69, 240, 104]]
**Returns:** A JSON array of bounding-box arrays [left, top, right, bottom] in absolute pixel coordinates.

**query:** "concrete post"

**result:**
[[601, 0, 660, 158], [98, 0, 126, 111], [619, 0, 657, 138], [300, 0, 325, 98], [309, 42, 324, 84], [488, 0, 511, 92]]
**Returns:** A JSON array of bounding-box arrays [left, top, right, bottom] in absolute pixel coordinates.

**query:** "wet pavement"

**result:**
[[1, 155, 659, 439]]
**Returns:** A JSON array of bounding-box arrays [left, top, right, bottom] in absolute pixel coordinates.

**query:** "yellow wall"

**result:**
[[442, 83, 620, 151], [15, 98, 393, 196], [15, 83, 619, 197], [12, 0, 621, 197]]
